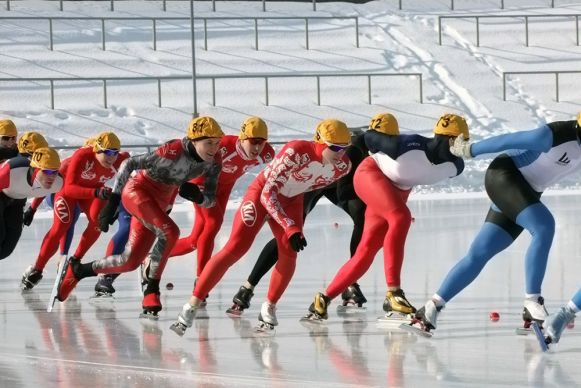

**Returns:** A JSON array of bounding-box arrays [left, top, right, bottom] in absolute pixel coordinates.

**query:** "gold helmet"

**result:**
[[314, 119, 351, 145], [369, 113, 399, 135], [433, 113, 469, 140], [30, 147, 61, 170], [93, 132, 121, 152], [240, 117, 268, 140], [18, 131, 48, 155], [0, 119, 17, 137], [187, 116, 224, 140]]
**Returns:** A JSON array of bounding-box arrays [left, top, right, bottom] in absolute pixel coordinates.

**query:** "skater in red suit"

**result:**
[[57, 117, 224, 318], [21, 132, 128, 290], [170, 119, 353, 336], [303, 114, 468, 323]]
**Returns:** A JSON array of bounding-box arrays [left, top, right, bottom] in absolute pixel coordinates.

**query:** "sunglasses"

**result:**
[[247, 138, 266, 146], [1, 136, 16, 141], [325, 142, 349, 152], [42, 169, 58, 176], [98, 148, 120, 157]]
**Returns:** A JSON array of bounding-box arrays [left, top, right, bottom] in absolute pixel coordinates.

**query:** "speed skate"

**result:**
[[377, 311, 413, 328]]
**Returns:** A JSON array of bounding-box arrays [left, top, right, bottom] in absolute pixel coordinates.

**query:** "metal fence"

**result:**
[[502, 70, 581, 101], [438, 13, 581, 46], [0, 72, 423, 110], [0, 15, 359, 51], [2, 0, 561, 12]]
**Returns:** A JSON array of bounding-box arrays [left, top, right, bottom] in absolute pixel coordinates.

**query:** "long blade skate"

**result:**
[[47, 256, 70, 312], [399, 317, 433, 338], [336, 304, 367, 314], [531, 322, 549, 352], [169, 321, 188, 337], [226, 304, 244, 317], [378, 311, 413, 324], [254, 321, 276, 336], [300, 312, 326, 323]]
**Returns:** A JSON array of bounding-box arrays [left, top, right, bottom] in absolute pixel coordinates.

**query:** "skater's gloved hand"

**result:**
[[98, 192, 121, 232], [449, 134, 472, 159], [179, 182, 204, 204], [94, 186, 113, 200], [288, 232, 307, 252], [22, 206, 36, 226]]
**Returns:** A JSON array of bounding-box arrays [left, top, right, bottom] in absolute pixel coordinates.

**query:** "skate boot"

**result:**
[[401, 300, 442, 337], [226, 285, 254, 316], [93, 274, 116, 298], [139, 257, 151, 295], [169, 303, 198, 337], [256, 302, 278, 332], [56, 256, 82, 302], [383, 289, 416, 319], [544, 306, 576, 345], [341, 282, 367, 307], [21, 266, 43, 291], [522, 296, 549, 329], [140, 292, 162, 320], [302, 293, 332, 322]]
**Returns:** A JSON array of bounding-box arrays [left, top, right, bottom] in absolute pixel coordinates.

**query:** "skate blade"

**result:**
[[300, 313, 326, 323], [90, 293, 115, 300], [47, 256, 70, 312], [336, 305, 366, 314], [531, 322, 549, 352], [254, 322, 276, 336], [139, 312, 160, 321], [226, 307, 244, 318], [377, 312, 413, 323], [169, 322, 187, 337], [399, 323, 433, 338], [515, 327, 533, 336]]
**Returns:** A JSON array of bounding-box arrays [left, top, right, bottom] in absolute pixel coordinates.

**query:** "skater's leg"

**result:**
[[344, 198, 366, 257], [0, 200, 25, 260], [193, 193, 227, 275], [72, 198, 107, 259], [265, 196, 304, 304], [246, 238, 278, 287], [170, 202, 204, 257], [33, 194, 79, 271], [514, 203, 555, 296], [59, 204, 80, 257], [105, 203, 131, 256], [435, 214, 516, 302]]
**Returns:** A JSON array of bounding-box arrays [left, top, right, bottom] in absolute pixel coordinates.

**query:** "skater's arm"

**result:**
[[470, 126, 553, 157], [62, 151, 97, 199], [260, 145, 303, 236], [198, 161, 221, 208], [111, 151, 157, 194], [363, 130, 399, 158]]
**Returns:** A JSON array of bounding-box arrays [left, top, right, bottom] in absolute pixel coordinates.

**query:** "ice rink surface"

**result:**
[[1, 195, 580, 387]]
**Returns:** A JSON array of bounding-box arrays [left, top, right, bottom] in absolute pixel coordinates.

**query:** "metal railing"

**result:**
[[0, 72, 423, 110], [438, 13, 581, 46], [502, 70, 581, 101], [3, 0, 331, 12], [0, 15, 359, 51], [3, 0, 560, 12]]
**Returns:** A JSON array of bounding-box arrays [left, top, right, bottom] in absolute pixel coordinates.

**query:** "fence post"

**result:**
[[50, 80, 55, 109], [103, 80, 108, 108], [212, 0, 216, 12], [49, 19, 54, 51], [551, 0, 555, 8], [313, 0, 316, 11], [6, 0, 9, 11], [503, 73, 507, 101], [451, 0, 454, 11], [262, 0, 266, 12], [305, 19, 309, 50], [476, 16, 480, 47], [501, 0, 504, 9], [355, 17, 359, 48], [265, 77, 269, 106], [60, 0, 63, 11], [367, 75, 371, 104], [110, 0, 114, 11], [153, 19, 157, 50], [575, 15, 579, 46], [211, 78, 216, 106], [525, 16, 529, 47], [157, 79, 162, 107], [255, 19, 259, 50], [102, 18, 106, 50], [204, 19, 208, 50], [399, 0, 402, 10], [438, 17, 442, 45], [416, 74, 422, 103], [316, 76, 321, 105], [163, 0, 166, 12], [555, 72, 559, 102]]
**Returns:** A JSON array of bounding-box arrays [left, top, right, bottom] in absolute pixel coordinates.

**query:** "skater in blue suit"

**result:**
[[540, 289, 580, 347], [410, 113, 581, 334]]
